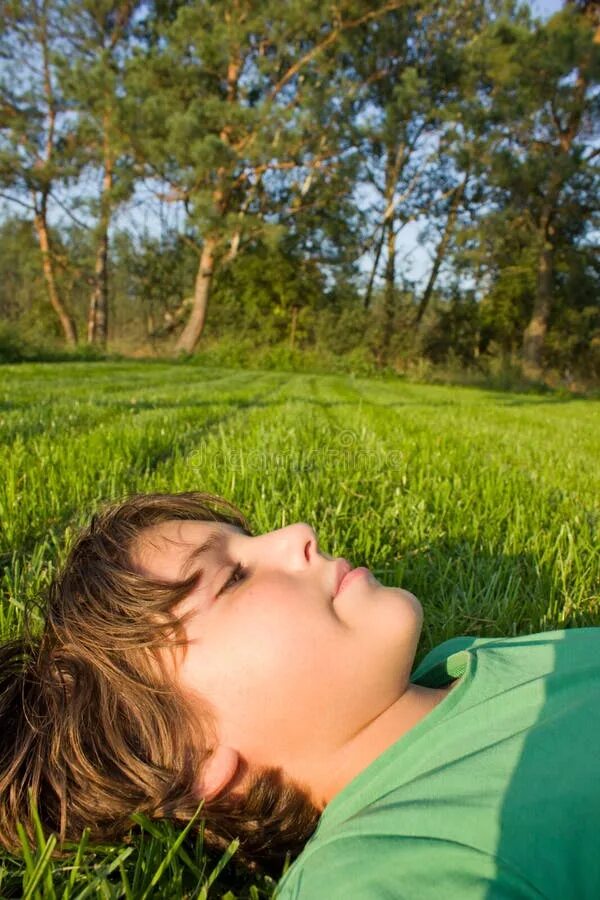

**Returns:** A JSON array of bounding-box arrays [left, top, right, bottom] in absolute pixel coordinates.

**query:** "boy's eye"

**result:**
[[218, 562, 248, 596]]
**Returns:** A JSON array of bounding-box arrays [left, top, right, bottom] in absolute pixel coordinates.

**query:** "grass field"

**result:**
[[1, 361, 599, 898]]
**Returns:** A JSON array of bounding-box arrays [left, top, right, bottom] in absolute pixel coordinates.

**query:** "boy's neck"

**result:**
[[310, 681, 459, 811]]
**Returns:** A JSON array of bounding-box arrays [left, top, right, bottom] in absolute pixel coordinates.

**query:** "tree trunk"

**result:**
[[31, 9, 77, 345], [522, 240, 553, 372], [363, 224, 386, 310], [365, 141, 409, 312], [172, 51, 238, 355], [380, 214, 396, 358], [33, 209, 77, 346], [414, 172, 469, 326], [377, 138, 405, 359], [289, 305, 299, 350], [87, 213, 110, 348], [88, 113, 113, 345], [88, 225, 109, 345], [174, 237, 218, 353], [522, 176, 558, 373]]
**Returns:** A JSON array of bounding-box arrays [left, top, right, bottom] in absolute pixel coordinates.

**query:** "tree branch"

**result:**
[[48, 190, 92, 231], [268, 0, 407, 101], [0, 191, 35, 212]]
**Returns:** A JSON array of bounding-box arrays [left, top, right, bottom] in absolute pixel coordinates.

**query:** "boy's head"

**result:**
[[0, 492, 320, 876], [0, 491, 424, 876]]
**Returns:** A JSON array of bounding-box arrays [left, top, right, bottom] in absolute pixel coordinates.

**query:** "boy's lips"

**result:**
[[333, 558, 352, 597], [333, 558, 373, 597], [337, 567, 371, 595]]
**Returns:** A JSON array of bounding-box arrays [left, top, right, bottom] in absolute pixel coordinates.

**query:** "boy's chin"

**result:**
[[376, 581, 419, 603], [387, 584, 423, 615]]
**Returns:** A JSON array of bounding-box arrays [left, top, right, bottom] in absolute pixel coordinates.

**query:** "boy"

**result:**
[[1, 491, 599, 898]]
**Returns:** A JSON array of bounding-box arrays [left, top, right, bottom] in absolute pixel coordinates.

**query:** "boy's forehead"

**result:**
[[132, 520, 240, 579]]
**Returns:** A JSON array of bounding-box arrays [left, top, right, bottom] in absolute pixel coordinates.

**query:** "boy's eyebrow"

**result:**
[[179, 529, 226, 580]]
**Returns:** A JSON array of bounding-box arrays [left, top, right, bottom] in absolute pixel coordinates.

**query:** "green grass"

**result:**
[[1, 360, 599, 897]]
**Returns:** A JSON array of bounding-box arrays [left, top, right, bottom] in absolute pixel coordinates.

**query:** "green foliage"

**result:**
[[113, 230, 199, 337], [0, 218, 53, 342], [0, 323, 31, 363], [207, 242, 326, 345], [0, 0, 598, 376], [454, 2, 600, 367], [187, 337, 381, 378], [423, 291, 482, 366], [312, 304, 375, 356]]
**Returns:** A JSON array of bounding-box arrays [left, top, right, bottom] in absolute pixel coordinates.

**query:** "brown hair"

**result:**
[[0, 491, 321, 878]]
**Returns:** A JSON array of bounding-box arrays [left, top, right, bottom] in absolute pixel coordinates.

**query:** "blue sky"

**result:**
[[529, 0, 563, 17]]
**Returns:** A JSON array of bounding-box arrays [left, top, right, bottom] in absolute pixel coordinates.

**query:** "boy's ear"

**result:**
[[197, 745, 240, 801]]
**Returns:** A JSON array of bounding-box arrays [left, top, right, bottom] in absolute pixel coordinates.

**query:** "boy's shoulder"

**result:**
[[412, 626, 600, 685]]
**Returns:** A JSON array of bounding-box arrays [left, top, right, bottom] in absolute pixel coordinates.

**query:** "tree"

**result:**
[[0, 0, 79, 344], [466, 6, 600, 372], [351, 0, 490, 352], [56, 1, 141, 346], [125, 0, 405, 354]]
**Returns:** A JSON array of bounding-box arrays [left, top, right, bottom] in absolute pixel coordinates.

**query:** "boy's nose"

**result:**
[[273, 523, 320, 568]]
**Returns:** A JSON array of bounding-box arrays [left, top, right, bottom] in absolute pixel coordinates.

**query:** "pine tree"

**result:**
[[125, 0, 405, 353], [56, 1, 141, 346], [0, 0, 79, 344]]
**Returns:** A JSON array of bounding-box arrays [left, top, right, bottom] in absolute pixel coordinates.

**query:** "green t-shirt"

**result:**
[[274, 627, 600, 899]]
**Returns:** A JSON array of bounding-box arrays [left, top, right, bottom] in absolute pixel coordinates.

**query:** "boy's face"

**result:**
[[133, 519, 423, 802]]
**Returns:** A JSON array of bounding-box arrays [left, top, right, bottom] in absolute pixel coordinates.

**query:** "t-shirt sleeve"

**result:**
[[274, 834, 543, 900], [411, 635, 479, 683]]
